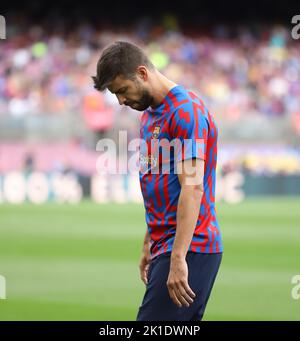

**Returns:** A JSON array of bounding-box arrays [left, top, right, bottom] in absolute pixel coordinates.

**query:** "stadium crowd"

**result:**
[[0, 20, 299, 124], [1, 18, 300, 176]]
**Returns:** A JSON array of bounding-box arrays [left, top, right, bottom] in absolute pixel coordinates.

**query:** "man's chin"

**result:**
[[131, 103, 149, 111]]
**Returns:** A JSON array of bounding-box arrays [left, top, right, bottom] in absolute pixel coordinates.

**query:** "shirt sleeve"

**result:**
[[169, 101, 208, 163]]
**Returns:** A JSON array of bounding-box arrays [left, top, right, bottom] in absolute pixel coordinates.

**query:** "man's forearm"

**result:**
[[143, 229, 150, 245], [171, 187, 203, 260], [142, 229, 150, 254]]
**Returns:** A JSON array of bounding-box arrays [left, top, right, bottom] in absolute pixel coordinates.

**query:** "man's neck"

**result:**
[[150, 72, 178, 108]]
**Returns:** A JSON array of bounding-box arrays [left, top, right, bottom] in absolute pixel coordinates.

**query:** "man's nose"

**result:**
[[116, 94, 126, 105]]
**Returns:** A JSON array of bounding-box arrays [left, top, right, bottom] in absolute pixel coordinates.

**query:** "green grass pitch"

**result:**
[[0, 198, 300, 320]]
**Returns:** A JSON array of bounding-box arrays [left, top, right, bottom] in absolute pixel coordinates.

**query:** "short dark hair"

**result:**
[[92, 41, 155, 92]]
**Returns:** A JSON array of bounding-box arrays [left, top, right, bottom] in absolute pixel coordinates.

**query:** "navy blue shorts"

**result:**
[[136, 251, 222, 321]]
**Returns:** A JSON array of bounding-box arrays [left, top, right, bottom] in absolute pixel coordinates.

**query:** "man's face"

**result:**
[[107, 75, 153, 111]]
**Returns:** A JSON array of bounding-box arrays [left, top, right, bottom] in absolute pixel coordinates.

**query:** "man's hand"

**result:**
[[139, 244, 151, 285], [167, 256, 196, 307]]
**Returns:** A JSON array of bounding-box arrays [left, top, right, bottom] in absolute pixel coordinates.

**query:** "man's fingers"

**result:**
[[168, 281, 196, 307], [141, 269, 148, 285], [168, 282, 191, 307], [177, 287, 194, 305], [168, 288, 182, 307], [175, 289, 191, 307], [174, 284, 194, 307], [182, 281, 196, 299], [140, 264, 149, 285]]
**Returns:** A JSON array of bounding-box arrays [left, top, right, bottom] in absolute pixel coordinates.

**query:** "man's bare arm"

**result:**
[[167, 158, 205, 307]]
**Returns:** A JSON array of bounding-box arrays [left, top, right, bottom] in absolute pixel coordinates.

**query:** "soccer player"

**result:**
[[92, 41, 222, 321]]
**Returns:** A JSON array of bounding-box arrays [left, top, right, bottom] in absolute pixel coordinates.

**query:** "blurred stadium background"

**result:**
[[0, 0, 300, 320]]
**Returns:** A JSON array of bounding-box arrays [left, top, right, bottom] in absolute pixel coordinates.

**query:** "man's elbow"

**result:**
[[192, 184, 204, 201], [182, 183, 204, 201]]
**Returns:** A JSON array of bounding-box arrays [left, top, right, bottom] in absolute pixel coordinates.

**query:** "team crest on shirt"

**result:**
[[152, 126, 160, 139]]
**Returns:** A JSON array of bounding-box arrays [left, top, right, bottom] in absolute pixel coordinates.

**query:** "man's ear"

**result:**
[[136, 66, 148, 81]]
